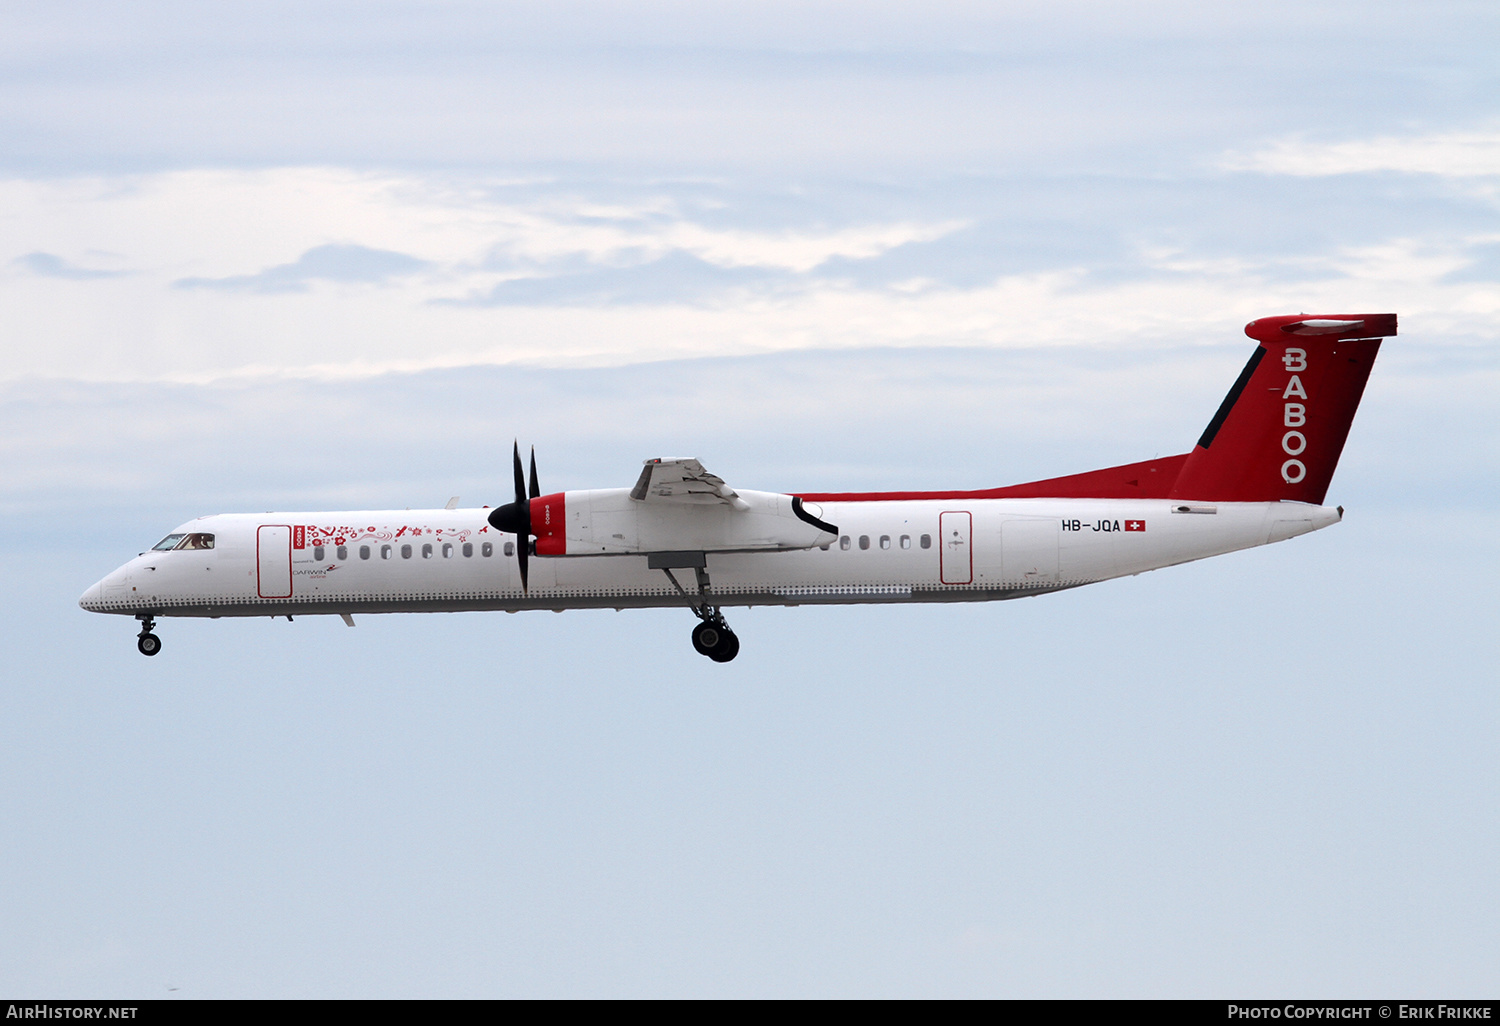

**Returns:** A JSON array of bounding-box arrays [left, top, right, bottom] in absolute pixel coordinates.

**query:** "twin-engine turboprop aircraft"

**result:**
[[81, 313, 1394, 661]]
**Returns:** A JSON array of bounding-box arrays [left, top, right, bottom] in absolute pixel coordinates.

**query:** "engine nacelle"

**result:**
[[528, 488, 837, 556]]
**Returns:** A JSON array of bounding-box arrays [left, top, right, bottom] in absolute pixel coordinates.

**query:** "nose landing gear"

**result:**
[[136, 614, 161, 657]]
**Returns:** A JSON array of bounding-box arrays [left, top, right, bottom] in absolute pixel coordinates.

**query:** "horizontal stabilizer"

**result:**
[[1247, 313, 1397, 342]]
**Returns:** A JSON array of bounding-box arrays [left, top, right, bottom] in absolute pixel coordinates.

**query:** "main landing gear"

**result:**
[[656, 556, 741, 662], [691, 613, 740, 663], [136, 614, 161, 657]]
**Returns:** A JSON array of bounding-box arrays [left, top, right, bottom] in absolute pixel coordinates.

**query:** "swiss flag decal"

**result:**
[[1125, 520, 1146, 532]]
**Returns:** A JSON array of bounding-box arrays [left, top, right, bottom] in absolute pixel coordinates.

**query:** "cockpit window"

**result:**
[[151, 532, 214, 551]]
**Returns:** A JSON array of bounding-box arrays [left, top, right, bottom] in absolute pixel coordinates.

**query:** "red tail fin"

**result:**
[[1168, 314, 1394, 504]]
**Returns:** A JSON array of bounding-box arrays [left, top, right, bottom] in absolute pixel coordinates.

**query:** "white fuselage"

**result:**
[[80, 498, 1339, 619]]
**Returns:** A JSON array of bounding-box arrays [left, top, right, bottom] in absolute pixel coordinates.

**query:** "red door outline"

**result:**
[[257, 524, 293, 599], [939, 511, 972, 585]]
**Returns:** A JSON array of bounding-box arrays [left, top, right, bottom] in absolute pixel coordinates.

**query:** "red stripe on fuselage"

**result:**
[[796, 453, 1189, 503]]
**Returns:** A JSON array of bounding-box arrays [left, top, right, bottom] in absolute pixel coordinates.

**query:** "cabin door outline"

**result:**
[[939, 510, 973, 585], [257, 524, 293, 599]]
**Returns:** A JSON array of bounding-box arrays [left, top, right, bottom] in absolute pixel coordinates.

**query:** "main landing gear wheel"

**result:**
[[709, 630, 740, 663], [691, 621, 740, 663], [691, 621, 722, 655]]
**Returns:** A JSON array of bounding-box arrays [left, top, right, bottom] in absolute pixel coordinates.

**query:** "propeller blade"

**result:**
[[485, 440, 534, 592], [512, 441, 526, 505], [529, 446, 540, 499]]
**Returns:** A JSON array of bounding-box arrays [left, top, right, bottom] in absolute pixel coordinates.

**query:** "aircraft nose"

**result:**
[[79, 580, 104, 612]]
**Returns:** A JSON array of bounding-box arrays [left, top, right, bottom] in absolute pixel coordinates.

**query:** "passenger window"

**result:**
[[313, 545, 325, 561], [880, 535, 891, 549], [502, 542, 512, 557], [336, 546, 348, 561], [401, 544, 412, 559], [422, 543, 433, 559], [483, 542, 494, 557], [900, 535, 911, 549], [859, 535, 870, 550], [381, 545, 392, 559], [920, 534, 932, 549], [442, 543, 453, 558], [360, 546, 371, 560], [839, 536, 851, 551], [463, 542, 473, 557]]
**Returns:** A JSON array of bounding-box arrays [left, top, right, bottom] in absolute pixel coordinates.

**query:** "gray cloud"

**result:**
[[174, 243, 430, 293], [441, 166, 1500, 310], [5, 3, 1497, 177], [14, 252, 125, 280], [440, 249, 786, 307], [1443, 242, 1500, 283]]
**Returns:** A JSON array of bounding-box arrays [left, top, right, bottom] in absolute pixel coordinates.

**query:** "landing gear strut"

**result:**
[[657, 557, 740, 662], [136, 614, 161, 657]]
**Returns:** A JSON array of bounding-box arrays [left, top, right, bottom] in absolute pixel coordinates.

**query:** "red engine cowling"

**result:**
[[529, 492, 567, 555]]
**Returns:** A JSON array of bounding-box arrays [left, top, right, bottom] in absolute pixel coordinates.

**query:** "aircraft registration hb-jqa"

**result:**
[[82, 313, 1395, 662]]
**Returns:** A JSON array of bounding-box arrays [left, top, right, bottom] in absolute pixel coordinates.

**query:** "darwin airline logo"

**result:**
[[1281, 348, 1309, 485]]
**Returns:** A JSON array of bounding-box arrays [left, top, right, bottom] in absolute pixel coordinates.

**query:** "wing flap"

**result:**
[[631, 458, 750, 510]]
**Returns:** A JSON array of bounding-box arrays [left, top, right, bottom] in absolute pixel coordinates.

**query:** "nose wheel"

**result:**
[[136, 615, 161, 657], [691, 616, 740, 663]]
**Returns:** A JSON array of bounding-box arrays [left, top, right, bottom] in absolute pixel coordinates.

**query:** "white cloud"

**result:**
[[3, 166, 1499, 386], [1223, 129, 1500, 178]]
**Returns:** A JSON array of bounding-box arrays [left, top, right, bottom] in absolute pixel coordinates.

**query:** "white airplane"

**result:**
[[81, 312, 1395, 662]]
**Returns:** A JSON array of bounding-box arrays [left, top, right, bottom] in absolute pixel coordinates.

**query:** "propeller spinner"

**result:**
[[487, 442, 540, 591]]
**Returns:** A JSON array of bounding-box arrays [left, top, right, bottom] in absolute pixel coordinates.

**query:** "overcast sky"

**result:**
[[2, 0, 1498, 998]]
